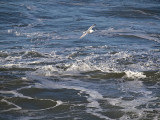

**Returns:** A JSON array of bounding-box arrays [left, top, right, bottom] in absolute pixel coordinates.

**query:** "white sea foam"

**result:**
[[113, 51, 131, 59], [36, 80, 103, 109], [15, 31, 21, 36], [134, 10, 148, 15], [5, 56, 22, 61], [1, 41, 158, 78], [0, 99, 22, 113], [33, 78, 112, 119], [28, 65, 160, 119], [24, 32, 48, 38], [42, 65, 58, 71], [1, 63, 21, 68], [29, 99, 63, 112], [7, 29, 13, 33], [86, 109, 112, 120], [100, 27, 133, 37], [108, 95, 158, 120], [119, 33, 160, 43], [0, 90, 32, 99], [30, 50, 153, 77], [21, 77, 28, 80], [100, 27, 160, 43], [124, 70, 146, 79], [35, 65, 59, 76], [0, 89, 63, 112], [105, 79, 158, 119], [66, 61, 96, 73], [33, 60, 98, 77]]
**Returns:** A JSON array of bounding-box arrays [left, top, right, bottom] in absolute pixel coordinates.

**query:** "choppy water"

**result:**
[[0, 0, 160, 120]]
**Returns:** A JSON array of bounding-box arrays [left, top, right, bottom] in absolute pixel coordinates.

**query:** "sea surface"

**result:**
[[0, 0, 160, 120]]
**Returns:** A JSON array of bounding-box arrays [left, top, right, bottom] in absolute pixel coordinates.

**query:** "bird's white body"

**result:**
[[80, 24, 96, 39], [89, 29, 94, 33]]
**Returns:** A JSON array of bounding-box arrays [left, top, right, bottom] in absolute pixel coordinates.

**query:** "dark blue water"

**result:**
[[0, 0, 160, 120]]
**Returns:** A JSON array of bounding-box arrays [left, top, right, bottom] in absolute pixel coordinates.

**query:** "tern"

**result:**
[[80, 24, 96, 39]]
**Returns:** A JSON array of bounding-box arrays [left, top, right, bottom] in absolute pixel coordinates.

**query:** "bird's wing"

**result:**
[[88, 24, 96, 31], [80, 31, 88, 39], [80, 24, 96, 39]]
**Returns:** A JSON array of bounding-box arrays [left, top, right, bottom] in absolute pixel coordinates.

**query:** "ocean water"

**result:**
[[0, 0, 160, 120]]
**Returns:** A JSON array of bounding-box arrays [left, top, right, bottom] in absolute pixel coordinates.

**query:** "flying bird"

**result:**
[[80, 24, 96, 39]]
